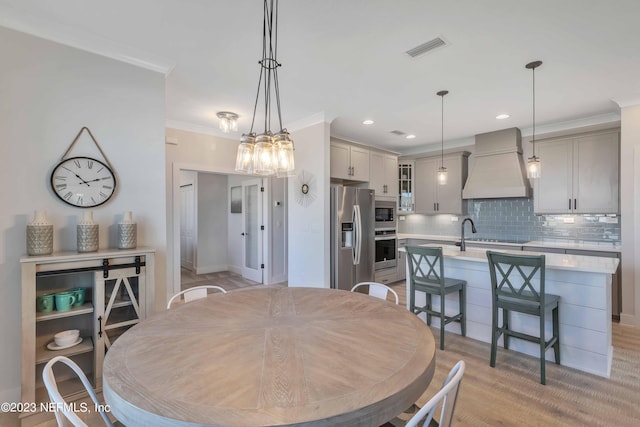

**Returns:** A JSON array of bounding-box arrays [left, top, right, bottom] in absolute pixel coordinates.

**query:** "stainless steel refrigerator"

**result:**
[[330, 186, 375, 291]]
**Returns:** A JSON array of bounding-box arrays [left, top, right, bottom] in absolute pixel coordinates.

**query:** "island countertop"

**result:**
[[397, 233, 621, 253], [398, 244, 619, 274], [401, 242, 617, 378]]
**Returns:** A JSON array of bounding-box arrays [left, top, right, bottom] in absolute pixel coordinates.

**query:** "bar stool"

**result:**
[[406, 246, 466, 350], [486, 251, 560, 385]]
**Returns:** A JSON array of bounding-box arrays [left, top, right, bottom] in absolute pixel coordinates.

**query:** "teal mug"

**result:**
[[55, 292, 76, 312], [71, 287, 86, 307], [36, 293, 55, 313]]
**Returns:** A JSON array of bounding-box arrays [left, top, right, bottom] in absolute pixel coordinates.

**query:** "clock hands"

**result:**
[[73, 173, 91, 186]]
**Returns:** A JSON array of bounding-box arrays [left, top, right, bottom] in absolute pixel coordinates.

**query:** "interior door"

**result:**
[[180, 183, 195, 270], [242, 179, 263, 283]]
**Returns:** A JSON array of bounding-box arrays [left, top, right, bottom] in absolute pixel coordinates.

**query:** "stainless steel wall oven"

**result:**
[[374, 229, 397, 271]]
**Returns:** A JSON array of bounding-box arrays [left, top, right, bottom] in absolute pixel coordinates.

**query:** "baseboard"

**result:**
[[620, 312, 637, 326], [228, 265, 242, 275], [195, 264, 228, 275]]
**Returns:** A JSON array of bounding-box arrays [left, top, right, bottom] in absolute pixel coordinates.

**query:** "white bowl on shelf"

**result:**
[[54, 329, 80, 347]]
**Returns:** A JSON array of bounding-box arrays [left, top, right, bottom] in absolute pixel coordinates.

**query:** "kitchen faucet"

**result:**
[[459, 217, 477, 252]]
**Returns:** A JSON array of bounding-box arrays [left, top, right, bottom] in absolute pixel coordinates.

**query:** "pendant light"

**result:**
[[235, 0, 295, 177], [437, 90, 448, 185], [526, 60, 542, 179]]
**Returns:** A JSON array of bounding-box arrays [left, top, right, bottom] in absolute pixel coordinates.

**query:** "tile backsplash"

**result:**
[[398, 198, 621, 244]]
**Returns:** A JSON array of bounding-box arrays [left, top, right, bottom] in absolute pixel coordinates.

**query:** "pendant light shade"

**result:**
[[526, 60, 542, 179], [234, 0, 295, 177], [437, 90, 448, 185]]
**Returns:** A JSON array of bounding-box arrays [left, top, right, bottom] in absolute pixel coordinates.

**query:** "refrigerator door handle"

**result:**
[[353, 204, 362, 265]]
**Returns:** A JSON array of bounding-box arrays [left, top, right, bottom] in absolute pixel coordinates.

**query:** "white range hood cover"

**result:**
[[462, 127, 531, 199]]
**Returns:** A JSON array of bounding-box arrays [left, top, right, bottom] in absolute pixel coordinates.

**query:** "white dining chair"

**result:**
[[404, 360, 465, 427], [43, 355, 120, 427], [351, 282, 399, 304], [166, 285, 227, 309]]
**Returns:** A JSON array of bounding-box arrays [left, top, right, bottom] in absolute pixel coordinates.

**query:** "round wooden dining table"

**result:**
[[103, 286, 436, 427]]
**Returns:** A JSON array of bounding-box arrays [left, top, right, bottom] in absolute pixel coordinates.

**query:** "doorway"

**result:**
[[171, 164, 288, 299]]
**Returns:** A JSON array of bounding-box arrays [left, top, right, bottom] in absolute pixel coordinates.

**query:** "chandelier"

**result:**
[[235, 0, 295, 177]]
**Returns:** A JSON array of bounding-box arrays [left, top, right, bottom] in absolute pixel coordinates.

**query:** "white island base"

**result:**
[[403, 245, 618, 378]]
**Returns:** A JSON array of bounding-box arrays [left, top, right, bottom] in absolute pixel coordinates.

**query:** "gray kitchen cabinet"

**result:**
[[330, 139, 370, 182], [370, 151, 398, 200], [20, 248, 155, 425], [534, 129, 619, 214], [398, 161, 415, 212], [414, 152, 469, 215]]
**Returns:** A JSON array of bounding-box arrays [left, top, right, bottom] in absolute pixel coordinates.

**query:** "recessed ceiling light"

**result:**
[[496, 114, 510, 120], [362, 119, 374, 125], [406, 134, 416, 139]]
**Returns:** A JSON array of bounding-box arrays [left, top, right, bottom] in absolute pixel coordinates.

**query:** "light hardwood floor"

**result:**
[[4, 278, 639, 426], [387, 281, 640, 426]]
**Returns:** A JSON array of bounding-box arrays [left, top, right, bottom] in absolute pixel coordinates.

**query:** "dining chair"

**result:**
[[43, 355, 121, 427], [406, 246, 466, 350], [486, 251, 560, 385], [404, 360, 466, 427], [166, 285, 227, 309], [351, 281, 399, 304]]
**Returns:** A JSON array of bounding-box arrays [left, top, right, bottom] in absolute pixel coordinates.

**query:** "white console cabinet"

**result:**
[[20, 248, 155, 426]]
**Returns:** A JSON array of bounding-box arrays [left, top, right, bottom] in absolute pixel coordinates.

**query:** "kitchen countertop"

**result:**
[[397, 233, 621, 253], [398, 244, 619, 274]]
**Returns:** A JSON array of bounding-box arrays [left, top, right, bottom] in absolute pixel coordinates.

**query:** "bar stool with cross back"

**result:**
[[406, 246, 466, 350]]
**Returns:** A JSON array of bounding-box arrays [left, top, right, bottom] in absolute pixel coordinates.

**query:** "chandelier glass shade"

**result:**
[[235, 0, 295, 177], [526, 60, 542, 179]]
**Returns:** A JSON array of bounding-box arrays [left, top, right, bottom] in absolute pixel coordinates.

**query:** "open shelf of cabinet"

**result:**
[[20, 248, 155, 426], [35, 303, 94, 322]]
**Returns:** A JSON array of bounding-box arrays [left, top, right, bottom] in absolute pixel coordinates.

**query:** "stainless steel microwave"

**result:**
[[375, 201, 396, 229]]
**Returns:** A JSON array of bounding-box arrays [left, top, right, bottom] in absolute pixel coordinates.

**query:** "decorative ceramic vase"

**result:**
[[26, 211, 53, 256], [118, 211, 137, 249], [77, 211, 99, 253]]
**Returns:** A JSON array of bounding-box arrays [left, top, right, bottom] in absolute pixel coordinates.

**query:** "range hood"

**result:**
[[462, 127, 531, 199]]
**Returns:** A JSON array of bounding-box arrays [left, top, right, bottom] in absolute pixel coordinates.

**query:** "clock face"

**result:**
[[50, 157, 116, 208]]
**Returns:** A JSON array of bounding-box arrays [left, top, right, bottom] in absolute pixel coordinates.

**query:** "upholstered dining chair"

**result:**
[[402, 360, 466, 427], [43, 355, 121, 427], [486, 251, 560, 385], [406, 246, 466, 350], [351, 281, 399, 304], [166, 285, 227, 309]]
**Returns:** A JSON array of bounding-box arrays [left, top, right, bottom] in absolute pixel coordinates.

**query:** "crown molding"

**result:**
[[0, 5, 175, 75], [612, 96, 640, 109]]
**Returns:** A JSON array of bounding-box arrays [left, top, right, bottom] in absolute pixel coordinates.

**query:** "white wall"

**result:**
[[288, 122, 331, 287], [197, 172, 229, 273], [0, 27, 166, 402], [620, 103, 640, 325]]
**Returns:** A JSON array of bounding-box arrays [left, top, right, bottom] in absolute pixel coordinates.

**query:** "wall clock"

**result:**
[[50, 156, 116, 208], [50, 127, 117, 208]]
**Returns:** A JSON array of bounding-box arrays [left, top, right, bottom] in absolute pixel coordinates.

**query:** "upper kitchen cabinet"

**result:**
[[370, 151, 398, 200], [398, 161, 415, 212], [330, 139, 370, 182], [415, 152, 470, 215], [534, 129, 620, 214]]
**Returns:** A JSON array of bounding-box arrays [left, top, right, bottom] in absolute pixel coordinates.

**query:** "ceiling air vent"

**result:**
[[406, 37, 447, 58], [390, 130, 406, 136]]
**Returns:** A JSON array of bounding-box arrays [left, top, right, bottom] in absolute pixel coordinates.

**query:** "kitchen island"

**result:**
[[400, 244, 619, 378]]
